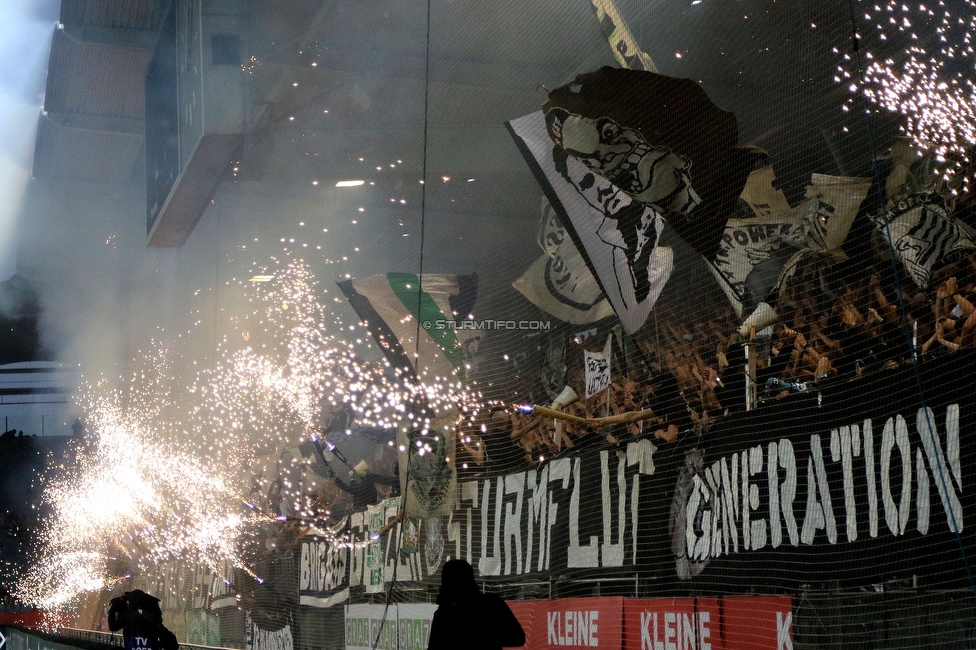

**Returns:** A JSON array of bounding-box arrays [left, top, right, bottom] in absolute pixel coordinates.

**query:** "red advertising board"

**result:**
[[623, 596, 792, 650], [507, 595, 792, 650], [0, 611, 52, 627], [721, 596, 792, 650], [506, 600, 535, 649], [507, 597, 624, 650], [624, 598, 722, 650]]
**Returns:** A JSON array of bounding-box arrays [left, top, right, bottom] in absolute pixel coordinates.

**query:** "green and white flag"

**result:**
[[339, 273, 474, 519], [337, 273, 479, 386]]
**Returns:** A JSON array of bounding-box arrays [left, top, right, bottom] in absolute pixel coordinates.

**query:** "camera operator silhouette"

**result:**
[[108, 590, 179, 650]]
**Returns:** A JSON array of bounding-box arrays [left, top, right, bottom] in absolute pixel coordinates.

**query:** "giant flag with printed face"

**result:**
[[508, 111, 673, 335], [541, 67, 767, 260]]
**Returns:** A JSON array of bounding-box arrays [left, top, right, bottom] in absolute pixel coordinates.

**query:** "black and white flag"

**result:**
[[711, 166, 797, 315], [875, 195, 976, 288], [507, 111, 673, 335], [512, 198, 616, 325], [713, 169, 870, 314], [541, 67, 767, 260], [584, 335, 613, 398], [874, 140, 976, 287]]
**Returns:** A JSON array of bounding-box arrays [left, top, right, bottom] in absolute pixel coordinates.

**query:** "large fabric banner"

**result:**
[[669, 354, 975, 590], [245, 611, 294, 650], [209, 558, 238, 610], [300, 354, 976, 596], [299, 523, 351, 607]]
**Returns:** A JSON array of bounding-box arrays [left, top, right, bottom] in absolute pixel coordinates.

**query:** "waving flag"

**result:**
[[513, 198, 616, 325], [875, 141, 976, 287], [339, 273, 476, 518], [711, 168, 871, 314], [508, 110, 673, 334], [337, 273, 478, 385], [874, 196, 976, 287], [542, 67, 767, 259]]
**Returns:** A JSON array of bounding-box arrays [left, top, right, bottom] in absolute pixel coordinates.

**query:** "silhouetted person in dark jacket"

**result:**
[[108, 590, 178, 650], [427, 559, 525, 650]]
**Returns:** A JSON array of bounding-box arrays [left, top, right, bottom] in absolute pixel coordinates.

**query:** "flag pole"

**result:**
[[525, 404, 658, 427]]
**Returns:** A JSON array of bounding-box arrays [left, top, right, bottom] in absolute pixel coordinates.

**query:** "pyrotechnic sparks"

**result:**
[[15, 350, 264, 610], [838, 0, 976, 163], [197, 259, 430, 443], [16, 258, 482, 611]]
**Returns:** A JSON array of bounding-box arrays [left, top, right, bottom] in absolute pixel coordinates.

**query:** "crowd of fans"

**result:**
[[474, 249, 976, 471], [301, 250, 976, 503]]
